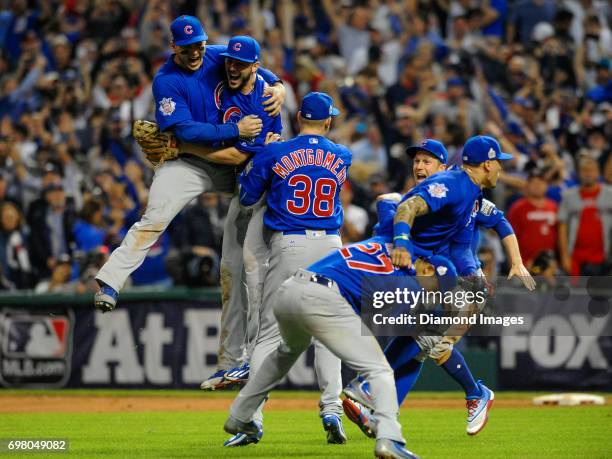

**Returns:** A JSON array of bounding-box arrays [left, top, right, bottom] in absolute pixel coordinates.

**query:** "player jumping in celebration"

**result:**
[[344, 138, 535, 435], [199, 36, 284, 394], [228, 92, 352, 446], [93, 17, 285, 377], [224, 198, 459, 459]]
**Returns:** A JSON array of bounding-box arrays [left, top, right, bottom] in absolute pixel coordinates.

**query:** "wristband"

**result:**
[[393, 222, 411, 249]]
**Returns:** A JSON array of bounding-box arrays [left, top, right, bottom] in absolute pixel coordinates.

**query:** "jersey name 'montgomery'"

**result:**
[[272, 148, 348, 183]]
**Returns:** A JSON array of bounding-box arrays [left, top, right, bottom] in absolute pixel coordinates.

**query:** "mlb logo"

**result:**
[[159, 97, 176, 116], [2, 316, 69, 358], [427, 182, 449, 199]]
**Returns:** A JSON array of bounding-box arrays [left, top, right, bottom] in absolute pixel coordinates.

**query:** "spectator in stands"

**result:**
[[73, 198, 107, 252], [507, 168, 559, 266], [507, 0, 557, 45], [0, 0, 608, 290], [27, 183, 75, 282], [349, 120, 387, 184], [340, 181, 368, 243], [167, 193, 227, 287], [0, 201, 32, 289], [478, 246, 498, 284], [529, 250, 558, 291], [558, 156, 612, 275], [34, 253, 75, 294]]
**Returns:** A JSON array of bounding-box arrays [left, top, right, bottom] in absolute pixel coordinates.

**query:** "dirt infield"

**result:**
[[0, 395, 539, 413]]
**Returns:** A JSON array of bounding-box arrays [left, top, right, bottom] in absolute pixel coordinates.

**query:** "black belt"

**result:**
[[309, 273, 336, 289]]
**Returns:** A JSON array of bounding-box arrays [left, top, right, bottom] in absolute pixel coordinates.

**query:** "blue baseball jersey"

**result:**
[[218, 74, 283, 155], [152, 45, 280, 144], [239, 135, 352, 231], [470, 198, 513, 268], [309, 236, 418, 314], [401, 169, 482, 251]]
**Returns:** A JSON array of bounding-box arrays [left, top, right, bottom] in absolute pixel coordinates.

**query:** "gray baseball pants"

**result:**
[[249, 230, 343, 422], [217, 195, 253, 370], [230, 270, 405, 443], [96, 159, 214, 292]]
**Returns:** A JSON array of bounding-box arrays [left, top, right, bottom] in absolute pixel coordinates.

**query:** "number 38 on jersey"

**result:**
[[287, 175, 336, 217]]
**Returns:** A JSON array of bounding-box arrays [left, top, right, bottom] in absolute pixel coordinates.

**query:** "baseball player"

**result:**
[[93, 18, 286, 376], [228, 92, 352, 446], [344, 137, 536, 436], [223, 200, 459, 459], [198, 36, 283, 395]]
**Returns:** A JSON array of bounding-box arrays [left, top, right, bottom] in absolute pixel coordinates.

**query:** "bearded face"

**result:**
[[225, 58, 256, 91]]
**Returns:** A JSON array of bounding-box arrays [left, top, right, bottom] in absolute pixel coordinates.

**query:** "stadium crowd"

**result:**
[[0, 0, 610, 293]]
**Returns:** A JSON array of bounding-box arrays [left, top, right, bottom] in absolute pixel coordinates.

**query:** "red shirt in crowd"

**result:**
[[571, 184, 605, 275], [507, 197, 558, 265]]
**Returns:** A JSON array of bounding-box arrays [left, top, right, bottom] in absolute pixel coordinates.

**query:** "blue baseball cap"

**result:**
[[300, 92, 340, 120], [427, 255, 458, 292], [220, 36, 260, 63], [171, 15, 208, 46], [406, 139, 448, 164], [462, 135, 513, 164]]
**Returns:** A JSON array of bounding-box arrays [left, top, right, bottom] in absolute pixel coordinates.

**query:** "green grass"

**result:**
[[0, 392, 610, 458]]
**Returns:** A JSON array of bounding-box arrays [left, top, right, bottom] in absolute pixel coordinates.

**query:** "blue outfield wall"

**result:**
[[0, 285, 609, 390]]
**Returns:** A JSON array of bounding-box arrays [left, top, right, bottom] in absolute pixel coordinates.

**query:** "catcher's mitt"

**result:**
[[133, 120, 179, 167]]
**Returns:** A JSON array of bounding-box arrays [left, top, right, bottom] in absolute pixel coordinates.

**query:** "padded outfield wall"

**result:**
[[0, 284, 609, 390]]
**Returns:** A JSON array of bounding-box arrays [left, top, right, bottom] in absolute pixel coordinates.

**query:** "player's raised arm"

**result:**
[[391, 196, 429, 268]]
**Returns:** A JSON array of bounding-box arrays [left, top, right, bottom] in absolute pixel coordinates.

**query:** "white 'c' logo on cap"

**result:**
[[233, 43, 242, 51], [184, 25, 193, 35]]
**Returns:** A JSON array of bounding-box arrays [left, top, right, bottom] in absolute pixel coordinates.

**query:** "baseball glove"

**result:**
[[132, 120, 179, 167]]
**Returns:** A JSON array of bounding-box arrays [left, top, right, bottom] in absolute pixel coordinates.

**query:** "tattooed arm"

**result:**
[[391, 195, 430, 268]]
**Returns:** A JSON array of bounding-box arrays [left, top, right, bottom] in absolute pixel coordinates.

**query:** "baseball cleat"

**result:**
[[224, 362, 250, 386], [342, 398, 377, 438], [223, 422, 263, 447], [343, 375, 374, 410], [322, 414, 347, 444], [94, 284, 118, 313], [375, 439, 420, 459], [466, 380, 495, 435], [224, 416, 261, 437], [200, 369, 232, 391]]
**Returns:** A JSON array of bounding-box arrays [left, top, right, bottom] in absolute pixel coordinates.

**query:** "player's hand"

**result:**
[[264, 132, 282, 144], [508, 263, 536, 291], [237, 115, 263, 138], [391, 246, 413, 269], [262, 84, 286, 117]]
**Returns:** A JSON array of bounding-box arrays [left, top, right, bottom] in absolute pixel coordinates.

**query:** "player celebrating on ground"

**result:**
[[344, 136, 535, 436], [224, 199, 458, 459], [230, 92, 351, 445]]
